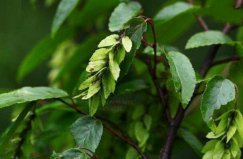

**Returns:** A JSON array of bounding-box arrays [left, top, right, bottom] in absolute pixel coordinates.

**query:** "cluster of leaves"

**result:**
[[0, 0, 243, 158]]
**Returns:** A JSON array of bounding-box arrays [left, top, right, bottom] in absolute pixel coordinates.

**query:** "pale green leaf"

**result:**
[[98, 34, 119, 48], [200, 76, 235, 125], [154, 2, 199, 24], [0, 87, 68, 109], [86, 60, 106, 73], [115, 47, 126, 64], [102, 71, 115, 99], [109, 52, 120, 81], [122, 36, 132, 52], [234, 110, 243, 139], [109, 2, 141, 32], [70, 116, 103, 152], [51, 0, 80, 36], [79, 75, 97, 91], [202, 140, 218, 153], [213, 141, 225, 159], [165, 51, 196, 108], [226, 125, 237, 143], [185, 31, 233, 49]]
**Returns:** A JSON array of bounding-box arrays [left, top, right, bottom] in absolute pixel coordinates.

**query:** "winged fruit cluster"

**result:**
[[202, 110, 243, 159], [75, 34, 132, 115]]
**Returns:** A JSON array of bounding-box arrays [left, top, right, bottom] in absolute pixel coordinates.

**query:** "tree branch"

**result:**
[[211, 56, 242, 67], [56, 98, 148, 159]]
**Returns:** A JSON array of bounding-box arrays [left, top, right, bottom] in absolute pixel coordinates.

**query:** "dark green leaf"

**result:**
[[178, 128, 203, 156], [166, 51, 196, 107], [0, 87, 68, 109], [70, 116, 103, 152], [18, 28, 73, 81], [154, 2, 199, 24], [109, 2, 142, 32], [185, 31, 233, 49], [200, 76, 235, 125], [51, 0, 80, 36], [89, 95, 100, 116]]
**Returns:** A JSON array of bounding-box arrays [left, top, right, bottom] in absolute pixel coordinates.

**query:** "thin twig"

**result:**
[[211, 56, 242, 67]]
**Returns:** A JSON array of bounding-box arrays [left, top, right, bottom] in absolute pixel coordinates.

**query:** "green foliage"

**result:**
[[70, 116, 103, 152], [0, 87, 68, 109], [165, 51, 196, 108], [51, 0, 81, 36], [185, 31, 233, 49], [200, 76, 236, 125], [108, 1, 142, 32], [1, 0, 243, 158]]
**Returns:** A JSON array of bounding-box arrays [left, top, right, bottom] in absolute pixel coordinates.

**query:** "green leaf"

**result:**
[[51, 148, 88, 159], [125, 148, 139, 159], [165, 51, 196, 107], [178, 128, 203, 156], [154, 2, 199, 24], [79, 75, 97, 91], [202, 140, 218, 153], [200, 76, 236, 125], [108, 2, 142, 32], [98, 34, 119, 48], [122, 36, 132, 52], [144, 115, 152, 131], [109, 52, 120, 81], [70, 116, 103, 152], [17, 28, 72, 81], [134, 121, 149, 148], [51, 0, 80, 36], [102, 71, 115, 99], [185, 31, 233, 49], [89, 94, 100, 116], [0, 87, 68, 109]]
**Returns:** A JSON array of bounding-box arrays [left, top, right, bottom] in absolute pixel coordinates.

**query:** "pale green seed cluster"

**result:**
[[202, 110, 243, 159], [76, 34, 132, 102]]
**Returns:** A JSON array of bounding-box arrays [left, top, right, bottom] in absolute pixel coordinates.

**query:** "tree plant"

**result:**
[[0, 0, 243, 159]]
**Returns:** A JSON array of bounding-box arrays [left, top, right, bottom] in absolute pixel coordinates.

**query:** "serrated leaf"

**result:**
[[185, 31, 233, 49], [109, 2, 142, 32], [89, 94, 100, 116], [82, 80, 101, 99], [98, 34, 119, 48], [109, 52, 120, 81], [134, 121, 149, 148], [70, 116, 103, 152], [154, 2, 199, 24], [102, 71, 115, 99], [165, 51, 196, 108], [51, 0, 80, 36], [122, 36, 132, 52], [200, 76, 235, 125], [90, 48, 110, 61], [178, 128, 203, 156], [0, 87, 68, 109]]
